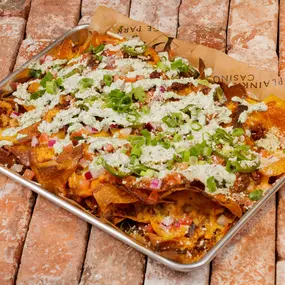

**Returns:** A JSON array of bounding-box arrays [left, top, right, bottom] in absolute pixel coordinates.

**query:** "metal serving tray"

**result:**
[[0, 24, 284, 272]]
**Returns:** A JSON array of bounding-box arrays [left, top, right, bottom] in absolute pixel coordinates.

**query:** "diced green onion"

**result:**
[[103, 74, 113, 87], [190, 145, 202, 157], [128, 135, 145, 146], [132, 164, 156, 177], [187, 134, 194, 140], [46, 81, 57, 94], [214, 128, 233, 144], [198, 160, 207, 165], [191, 121, 202, 131], [55, 78, 63, 87], [232, 128, 245, 137], [79, 78, 94, 92], [141, 129, 151, 145], [162, 113, 183, 128], [30, 89, 45, 100], [161, 139, 171, 149], [40, 72, 53, 87], [249, 189, 263, 201], [142, 169, 155, 177], [203, 146, 212, 157], [206, 176, 217, 193], [182, 150, 190, 162], [157, 61, 169, 72], [173, 133, 182, 142]]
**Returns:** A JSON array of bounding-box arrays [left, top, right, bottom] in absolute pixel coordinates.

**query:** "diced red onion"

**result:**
[[10, 111, 20, 119], [10, 164, 23, 173], [85, 126, 98, 134], [161, 216, 174, 227], [84, 171, 93, 180], [145, 122, 155, 131], [48, 139, 56, 148], [173, 221, 181, 228], [79, 158, 89, 168], [31, 136, 39, 147], [120, 128, 132, 136], [160, 86, 166, 93], [150, 178, 162, 189], [217, 215, 230, 227], [110, 124, 118, 129]]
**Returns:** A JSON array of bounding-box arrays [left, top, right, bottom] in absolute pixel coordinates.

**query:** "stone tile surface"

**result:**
[[227, 0, 278, 69], [26, 0, 81, 40], [278, 187, 285, 259], [0, 0, 31, 18], [81, 0, 130, 16], [211, 197, 276, 285], [0, 178, 34, 285], [178, 0, 229, 51], [277, 260, 285, 285], [17, 196, 88, 285], [0, 17, 26, 80], [144, 259, 209, 285], [130, 0, 181, 37], [80, 227, 145, 285]]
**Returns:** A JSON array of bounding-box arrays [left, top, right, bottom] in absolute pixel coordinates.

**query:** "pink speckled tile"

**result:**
[[0, 16, 26, 81], [278, 187, 285, 259], [211, 197, 276, 285], [144, 259, 209, 285], [277, 261, 285, 285], [227, 0, 278, 64], [0, 179, 35, 285], [26, 0, 80, 40], [17, 196, 88, 285], [79, 227, 145, 285], [0, 0, 31, 18], [81, 0, 130, 17], [14, 39, 51, 70], [178, 0, 229, 51], [130, 0, 181, 37]]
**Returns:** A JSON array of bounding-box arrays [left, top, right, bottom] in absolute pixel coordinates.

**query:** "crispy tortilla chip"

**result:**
[[7, 144, 31, 166], [30, 145, 83, 194], [93, 182, 138, 213], [220, 82, 247, 101]]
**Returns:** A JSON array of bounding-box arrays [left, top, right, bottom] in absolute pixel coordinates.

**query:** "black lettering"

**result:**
[[136, 26, 142, 32], [240, 75, 246, 81], [264, 81, 270, 87], [242, 82, 248, 88], [250, 82, 258, 88], [221, 75, 228, 82], [248, 74, 254, 81], [234, 75, 239, 81], [279, 77, 283, 85], [213, 76, 220, 83]]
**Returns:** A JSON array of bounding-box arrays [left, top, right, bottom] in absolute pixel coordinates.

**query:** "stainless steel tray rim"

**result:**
[[0, 24, 284, 272]]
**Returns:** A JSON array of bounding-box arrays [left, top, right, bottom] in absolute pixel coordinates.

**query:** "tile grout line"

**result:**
[[225, 0, 232, 54], [176, 0, 183, 38], [78, 224, 92, 284], [14, 193, 37, 285]]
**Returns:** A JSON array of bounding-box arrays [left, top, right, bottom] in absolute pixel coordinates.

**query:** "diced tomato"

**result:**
[[179, 217, 193, 226], [122, 76, 137, 83], [144, 224, 154, 233], [22, 169, 35, 180], [39, 133, 49, 144]]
